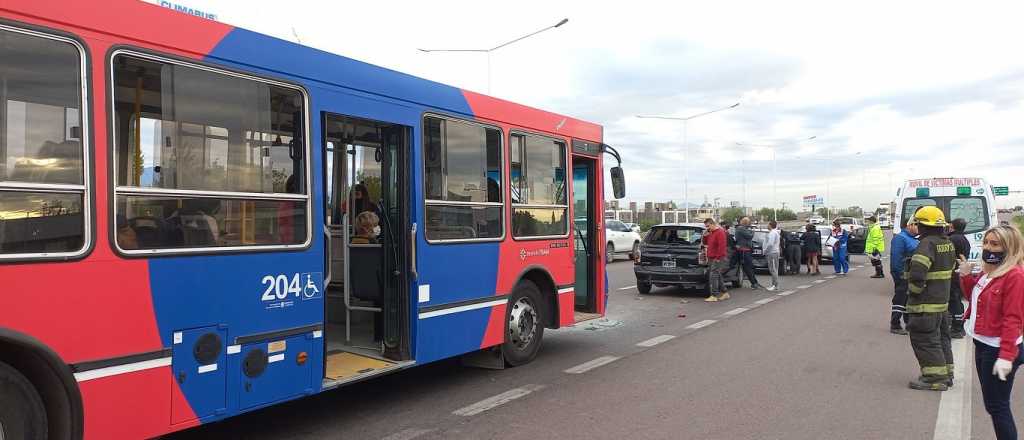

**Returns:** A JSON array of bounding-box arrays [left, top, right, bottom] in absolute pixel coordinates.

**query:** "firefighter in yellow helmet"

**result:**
[[905, 206, 957, 391]]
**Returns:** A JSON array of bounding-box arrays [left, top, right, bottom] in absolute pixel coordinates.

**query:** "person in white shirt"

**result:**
[[765, 220, 782, 291]]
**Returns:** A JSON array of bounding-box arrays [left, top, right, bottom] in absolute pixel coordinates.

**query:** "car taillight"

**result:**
[[633, 247, 642, 263]]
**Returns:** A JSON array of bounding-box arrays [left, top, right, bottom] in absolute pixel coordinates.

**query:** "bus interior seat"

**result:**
[[348, 245, 383, 303], [129, 216, 163, 247], [181, 214, 216, 246]]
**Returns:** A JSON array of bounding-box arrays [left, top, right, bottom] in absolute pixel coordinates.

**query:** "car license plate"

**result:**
[[662, 260, 676, 268], [753, 249, 763, 255]]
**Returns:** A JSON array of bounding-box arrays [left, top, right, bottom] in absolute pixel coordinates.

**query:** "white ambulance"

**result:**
[[894, 177, 997, 261]]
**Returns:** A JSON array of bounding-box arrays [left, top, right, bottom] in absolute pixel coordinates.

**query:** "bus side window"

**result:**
[[111, 53, 309, 252]]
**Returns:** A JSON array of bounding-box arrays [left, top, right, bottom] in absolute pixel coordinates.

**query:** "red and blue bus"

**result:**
[[0, 2, 626, 439]]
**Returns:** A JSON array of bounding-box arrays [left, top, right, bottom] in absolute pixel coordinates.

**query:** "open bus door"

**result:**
[[571, 140, 622, 319], [572, 156, 598, 315], [322, 113, 412, 386]]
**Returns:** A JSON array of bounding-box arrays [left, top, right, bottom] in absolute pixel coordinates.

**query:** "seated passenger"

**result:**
[[351, 211, 379, 244]]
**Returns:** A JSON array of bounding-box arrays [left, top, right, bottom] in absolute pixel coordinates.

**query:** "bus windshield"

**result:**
[[901, 196, 989, 233]]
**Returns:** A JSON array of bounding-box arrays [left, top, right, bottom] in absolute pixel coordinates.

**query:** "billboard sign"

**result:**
[[802, 195, 824, 206]]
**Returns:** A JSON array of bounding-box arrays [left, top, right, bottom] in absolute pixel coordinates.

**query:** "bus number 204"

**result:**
[[260, 273, 323, 304]]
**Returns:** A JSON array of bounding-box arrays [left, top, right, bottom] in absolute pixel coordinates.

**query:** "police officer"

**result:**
[[865, 216, 886, 278], [905, 206, 957, 391]]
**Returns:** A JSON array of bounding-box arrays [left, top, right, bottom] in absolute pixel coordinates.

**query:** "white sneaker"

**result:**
[[766, 285, 777, 291]]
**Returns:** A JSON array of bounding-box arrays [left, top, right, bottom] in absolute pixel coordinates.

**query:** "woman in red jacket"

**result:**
[[960, 224, 1024, 439]]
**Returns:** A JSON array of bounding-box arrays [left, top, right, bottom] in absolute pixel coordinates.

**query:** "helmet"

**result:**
[[910, 206, 947, 227]]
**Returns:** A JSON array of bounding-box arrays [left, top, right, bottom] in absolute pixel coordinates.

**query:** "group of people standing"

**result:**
[[889, 206, 1024, 439], [702, 215, 866, 300]]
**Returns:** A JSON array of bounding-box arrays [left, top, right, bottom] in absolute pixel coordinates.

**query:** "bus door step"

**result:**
[[325, 351, 396, 381]]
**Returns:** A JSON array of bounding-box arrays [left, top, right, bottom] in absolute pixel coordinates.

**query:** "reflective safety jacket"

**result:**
[[864, 223, 885, 255], [906, 234, 956, 313]]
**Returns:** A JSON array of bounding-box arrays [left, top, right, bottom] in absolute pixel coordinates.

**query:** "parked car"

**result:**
[[809, 215, 825, 225], [624, 222, 641, 234], [747, 228, 788, 274], [605, 219, 642, 263], [634, 223, 741, 294], [818, 230, 865, 262], [833, 216, 863, 232]]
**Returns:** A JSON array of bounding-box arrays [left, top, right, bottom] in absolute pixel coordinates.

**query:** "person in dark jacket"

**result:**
[[891, 221, 920, 334], [722, 222, 738, 278], [784, 228, 803, 275], [803, 224, 822, 275], [948, 218, 972, 338], [734, 217, 762, 289]]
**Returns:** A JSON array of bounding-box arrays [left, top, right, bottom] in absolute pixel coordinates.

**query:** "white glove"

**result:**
[[994, 358, 1013, 381]]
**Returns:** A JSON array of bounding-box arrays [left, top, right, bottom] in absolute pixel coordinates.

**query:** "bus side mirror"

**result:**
[[610, 166, 626, 199]]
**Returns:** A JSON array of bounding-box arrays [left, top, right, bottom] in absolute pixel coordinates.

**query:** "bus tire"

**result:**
[[0, 360, 47, 440], [504, 280, 545, 367]]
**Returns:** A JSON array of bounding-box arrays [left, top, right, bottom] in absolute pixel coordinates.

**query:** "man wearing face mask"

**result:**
[[905, 206, 957, 391]]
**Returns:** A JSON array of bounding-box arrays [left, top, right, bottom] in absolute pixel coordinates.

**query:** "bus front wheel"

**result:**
[[0, 360, 47, 440], [504, 280, 545, 366]]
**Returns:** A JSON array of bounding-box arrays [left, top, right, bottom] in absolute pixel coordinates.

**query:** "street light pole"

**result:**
[[741, 158, 746, 214], [418, 18, 569, 94], [637, 102, 740, 223], [683, 119, 689, 223]]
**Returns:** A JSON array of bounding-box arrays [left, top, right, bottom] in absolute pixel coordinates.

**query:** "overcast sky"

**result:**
[[165, 0, 1024, 210]]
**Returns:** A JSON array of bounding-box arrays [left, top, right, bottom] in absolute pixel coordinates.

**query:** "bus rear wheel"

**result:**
[[504, 280, 545, 366], [0, 361, 47, 440]]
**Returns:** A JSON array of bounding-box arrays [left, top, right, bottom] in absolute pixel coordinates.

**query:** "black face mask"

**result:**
[[983, 250, 1006, 265]]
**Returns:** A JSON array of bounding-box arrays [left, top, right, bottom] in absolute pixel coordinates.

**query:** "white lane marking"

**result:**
[[74, 357, 171, 382], [825, 275, 837, 279], [932, 337, 973, 440], [564, 356, 621, 374], [382, 428, 436, 440], [618, 285, 637, 291], [813, 279, 827, 284], [636, 334, 677, 347], [849, 268, 858, 271], [754, 297, 776, 305], [722, 307, 749, 317], [452, 384, 545, 416], [418, 299, 506, 319], [857, 264, 865, 268], [777, 290, 796, 296], [686, 319, 717, 330], [796, 284, 812, 289]]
